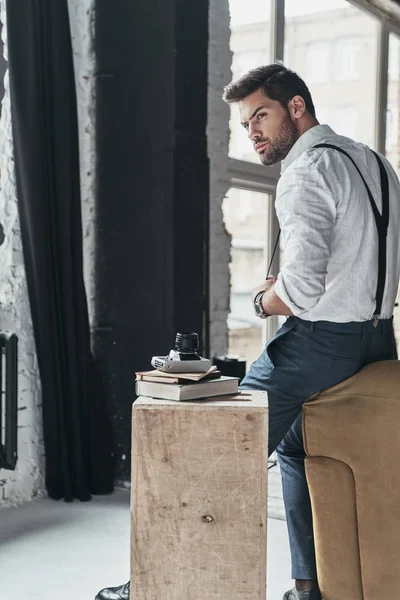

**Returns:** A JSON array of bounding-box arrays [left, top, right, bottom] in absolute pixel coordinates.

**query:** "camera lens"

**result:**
[[175, 332, 199, 353]]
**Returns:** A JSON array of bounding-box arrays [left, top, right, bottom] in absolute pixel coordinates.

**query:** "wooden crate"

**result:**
[[131, 391, 269, 600]]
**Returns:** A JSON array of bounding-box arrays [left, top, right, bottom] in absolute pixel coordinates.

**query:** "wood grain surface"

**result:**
[[131, 391, 268, 599]]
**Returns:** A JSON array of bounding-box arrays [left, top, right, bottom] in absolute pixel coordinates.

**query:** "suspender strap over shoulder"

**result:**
[[313, 143, 390, 320]]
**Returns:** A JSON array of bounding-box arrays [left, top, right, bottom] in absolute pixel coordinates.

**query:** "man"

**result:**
[[224, 64, 400, 600], [95, 64, 400, 600]]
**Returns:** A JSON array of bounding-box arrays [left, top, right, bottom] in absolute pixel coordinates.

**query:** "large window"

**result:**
[[228, 0, 280, 368], [223, 188, 272, 367], [229, 0, 272, 163]]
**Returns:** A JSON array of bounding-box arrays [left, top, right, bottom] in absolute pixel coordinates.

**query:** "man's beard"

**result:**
[[258, 114, 299, 166]]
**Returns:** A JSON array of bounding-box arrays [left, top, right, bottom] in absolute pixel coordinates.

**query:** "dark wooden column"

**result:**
[[94, 0, 210, 480]]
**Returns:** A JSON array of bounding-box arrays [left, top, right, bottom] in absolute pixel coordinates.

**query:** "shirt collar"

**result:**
[[281, 124, 336, 174]]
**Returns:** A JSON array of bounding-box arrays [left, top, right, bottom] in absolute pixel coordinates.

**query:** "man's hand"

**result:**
[[251, 275, 276, 304], [252, 275, 293, 317]]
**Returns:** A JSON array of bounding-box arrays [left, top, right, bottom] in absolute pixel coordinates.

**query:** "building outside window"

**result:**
[[223, 188, 272, 367], [229, 0, 271, 164], [333, 105, 358, 140], [388, 34, 400, 82], [335, 37, 361, 81], [386, 33, 400, 173], [315, 107, 330, 126], [306, 41, 330, 84], [386, 102, 398, 153]]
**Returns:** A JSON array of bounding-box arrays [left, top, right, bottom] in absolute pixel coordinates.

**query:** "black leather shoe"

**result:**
[[95, 581, 130, 600], [283, 586, 322, 600]]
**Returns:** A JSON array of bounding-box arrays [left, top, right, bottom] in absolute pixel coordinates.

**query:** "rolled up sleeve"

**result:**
[[274, 160, 337, 316]]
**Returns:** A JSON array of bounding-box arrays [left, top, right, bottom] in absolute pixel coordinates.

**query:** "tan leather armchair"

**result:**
[[303, 360, 400, 600]]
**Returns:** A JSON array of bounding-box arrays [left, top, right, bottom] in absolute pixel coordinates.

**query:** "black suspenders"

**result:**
[[313, 143, 390, 322]]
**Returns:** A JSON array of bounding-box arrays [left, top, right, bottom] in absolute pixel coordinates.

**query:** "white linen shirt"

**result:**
[[274, 125, 400, 322]]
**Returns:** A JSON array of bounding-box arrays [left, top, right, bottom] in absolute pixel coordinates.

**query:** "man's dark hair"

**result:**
[[223, 64, 316, 118]]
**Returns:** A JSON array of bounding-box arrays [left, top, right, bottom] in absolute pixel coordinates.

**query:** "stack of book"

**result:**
[[135, 366, 239, 401]]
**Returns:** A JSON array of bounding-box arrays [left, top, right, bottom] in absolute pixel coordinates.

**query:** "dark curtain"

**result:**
[[5, 0, 114, 500]]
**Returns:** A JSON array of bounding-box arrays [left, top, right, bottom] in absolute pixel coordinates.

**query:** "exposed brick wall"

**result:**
[[0, 0, 96, 507], [208, 0, 232, 358], [0, 0, 44, 507], [67, 0, 97, 328]]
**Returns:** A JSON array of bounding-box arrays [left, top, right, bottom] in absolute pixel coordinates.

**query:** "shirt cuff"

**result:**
[[274, 274, 307, 317]]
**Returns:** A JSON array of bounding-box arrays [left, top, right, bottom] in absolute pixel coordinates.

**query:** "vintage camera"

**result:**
[[151, 332, 211, 373]]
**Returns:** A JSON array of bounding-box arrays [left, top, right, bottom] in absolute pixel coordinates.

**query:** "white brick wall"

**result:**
[[0, 0, 44, 507], [208, 0, 232, 357], [67, 0, 96, 327], [0, 0, 96, 508]]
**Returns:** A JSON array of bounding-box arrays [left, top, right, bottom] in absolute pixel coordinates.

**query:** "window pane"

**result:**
[[335, 37, 361, 81], [223, 188, 271, 368], [386, 34, 400, 174], [306, 42, 330, 84], [386, 33, 400, 351], [229, 0, 271, 163], [285, 1, 379, 149], [332, 105, 358, 139], [389, 34, 400, 82]]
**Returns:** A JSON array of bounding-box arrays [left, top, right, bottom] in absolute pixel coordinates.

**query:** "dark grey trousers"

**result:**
[[240, 316, 397, 579]]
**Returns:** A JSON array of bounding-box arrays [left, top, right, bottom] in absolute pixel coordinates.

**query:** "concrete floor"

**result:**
[[0, 487, 292, 600]]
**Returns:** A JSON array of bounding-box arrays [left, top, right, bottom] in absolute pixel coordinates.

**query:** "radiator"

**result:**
[[0, 332, 18, 471]]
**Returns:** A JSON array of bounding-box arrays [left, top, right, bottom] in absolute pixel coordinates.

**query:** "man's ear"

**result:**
[[288, 95, 306, 120]]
